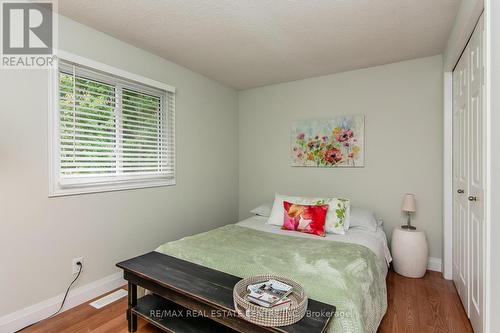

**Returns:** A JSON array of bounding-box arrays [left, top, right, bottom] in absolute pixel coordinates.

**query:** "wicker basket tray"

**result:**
[[233, 274, 308, 327]]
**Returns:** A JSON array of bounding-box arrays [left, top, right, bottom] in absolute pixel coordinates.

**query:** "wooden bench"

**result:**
[[117, 251, 335, 333]]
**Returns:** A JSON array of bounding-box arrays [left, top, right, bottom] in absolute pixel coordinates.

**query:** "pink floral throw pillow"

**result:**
[[282, 201, 329, 237]]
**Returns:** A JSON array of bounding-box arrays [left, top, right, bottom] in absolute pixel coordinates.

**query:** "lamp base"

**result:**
[[401, 225, 416, 230]]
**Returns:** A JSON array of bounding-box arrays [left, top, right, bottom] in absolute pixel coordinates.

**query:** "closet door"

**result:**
[[467, 15, 484, 333], [452, 14, 484, 333], [452, 46, 470, 315]]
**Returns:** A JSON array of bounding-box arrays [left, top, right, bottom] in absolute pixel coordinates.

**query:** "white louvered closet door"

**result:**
[[452, 14, 484, 333]]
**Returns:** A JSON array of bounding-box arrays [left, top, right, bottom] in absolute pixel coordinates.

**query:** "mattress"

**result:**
[[237, 215, 392, 272]]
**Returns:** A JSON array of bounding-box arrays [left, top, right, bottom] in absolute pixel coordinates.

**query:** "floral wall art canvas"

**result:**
[[291, 115, 365, 167]]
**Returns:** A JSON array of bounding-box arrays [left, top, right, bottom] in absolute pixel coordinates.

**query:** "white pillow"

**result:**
[[250, 203, 272, 217], [267, 193, 350, 235], [349, 207, 379, 232]]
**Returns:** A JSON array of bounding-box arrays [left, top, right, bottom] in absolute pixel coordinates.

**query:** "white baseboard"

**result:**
[[0, 272, 125, 333], [427, 257, 443, 272]]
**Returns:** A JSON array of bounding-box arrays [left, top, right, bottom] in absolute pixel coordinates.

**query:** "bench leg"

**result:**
[[127, 282, 137, 332]]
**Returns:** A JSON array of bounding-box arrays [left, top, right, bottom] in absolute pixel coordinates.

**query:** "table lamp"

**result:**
[[401, 193, 416, 230]]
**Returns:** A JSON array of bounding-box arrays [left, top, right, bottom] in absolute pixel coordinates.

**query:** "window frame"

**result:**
[[49, 51, 176, 197]]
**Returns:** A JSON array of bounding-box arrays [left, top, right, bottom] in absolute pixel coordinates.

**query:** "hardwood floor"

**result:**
[[20, 270, 472, 333], [378, 271, 473, 333]]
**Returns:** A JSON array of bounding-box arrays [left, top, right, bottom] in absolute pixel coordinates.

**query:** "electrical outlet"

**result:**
[[72, 257, 83, 275]]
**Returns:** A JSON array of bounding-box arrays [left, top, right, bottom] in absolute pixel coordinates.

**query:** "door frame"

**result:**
[[484, 1, 500, 332]]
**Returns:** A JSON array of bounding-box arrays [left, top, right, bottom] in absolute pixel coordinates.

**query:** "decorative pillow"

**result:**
[[268, 193, 350, 235], [321, 197, 350, 233], [249, 203, 273, 217], [282, 201, 328, 237]]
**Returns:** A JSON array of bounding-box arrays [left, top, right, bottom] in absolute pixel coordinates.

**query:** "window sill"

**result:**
[[49, 178, 176, 197]]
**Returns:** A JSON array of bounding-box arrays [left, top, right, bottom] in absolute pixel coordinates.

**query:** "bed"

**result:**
[[155, 215, 391, 333]]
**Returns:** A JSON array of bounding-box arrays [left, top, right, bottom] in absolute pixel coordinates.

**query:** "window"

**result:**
[[50, 56, 175, 196]]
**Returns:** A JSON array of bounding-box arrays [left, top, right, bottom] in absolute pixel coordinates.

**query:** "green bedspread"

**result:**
[[156, 224, 387, 333]]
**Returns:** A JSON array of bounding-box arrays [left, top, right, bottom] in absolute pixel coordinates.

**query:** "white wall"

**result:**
[[0, 16, 238, 317], [238, 55, 444, 259]]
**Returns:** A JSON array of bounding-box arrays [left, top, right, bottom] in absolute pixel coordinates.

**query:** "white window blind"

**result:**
[[54, 59, 175, 194]]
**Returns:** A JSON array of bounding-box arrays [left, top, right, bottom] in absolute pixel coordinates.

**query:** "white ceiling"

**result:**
[[59, 0, 460, 90]]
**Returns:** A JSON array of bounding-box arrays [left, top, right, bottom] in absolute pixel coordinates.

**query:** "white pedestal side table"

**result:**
[[391, 227, 428, 278]]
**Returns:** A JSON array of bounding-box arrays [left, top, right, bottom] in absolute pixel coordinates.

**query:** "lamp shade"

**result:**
[[401, 193, 416, 212]]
